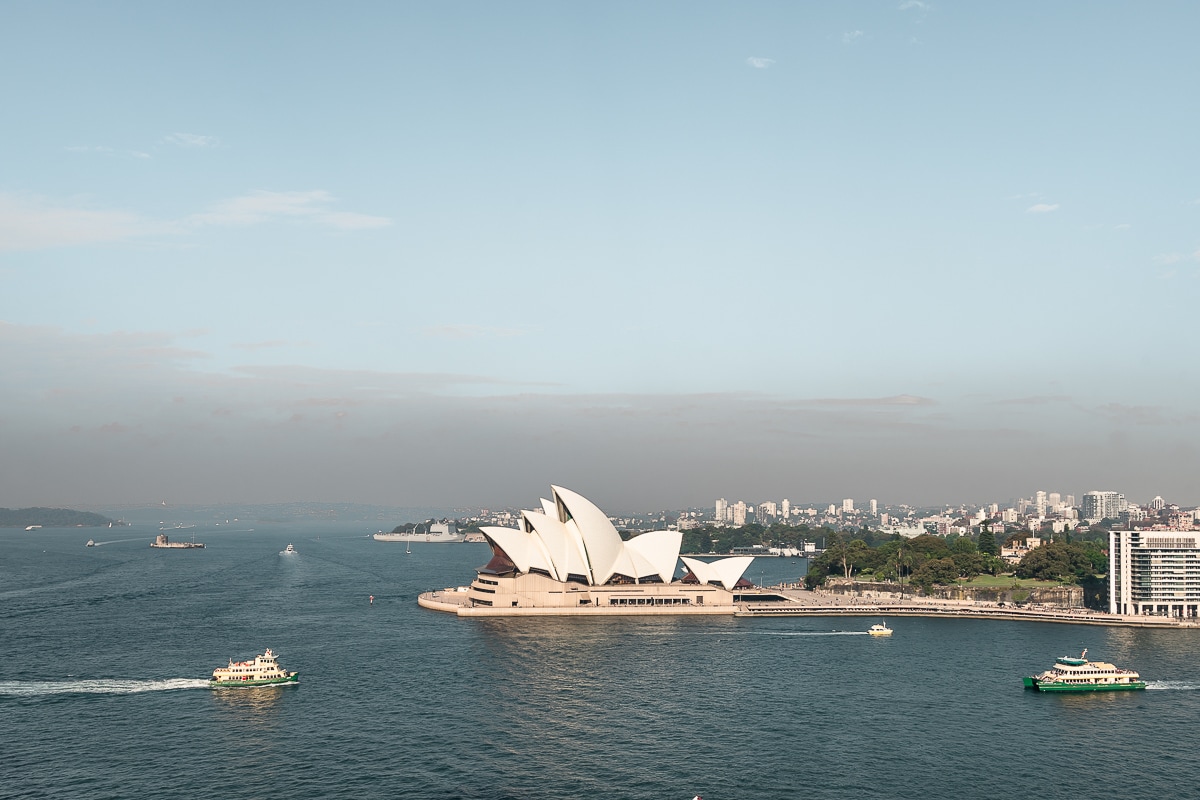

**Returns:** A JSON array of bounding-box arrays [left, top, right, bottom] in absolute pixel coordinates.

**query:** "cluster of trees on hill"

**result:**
[[806, 528, 1107, 592], [672, 520, 1108, 593], [0, 507, 119, 528]]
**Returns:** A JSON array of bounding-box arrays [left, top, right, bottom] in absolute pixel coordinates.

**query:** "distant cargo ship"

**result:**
[[374, 521, 465, 543], [150, 533, 205, 549]]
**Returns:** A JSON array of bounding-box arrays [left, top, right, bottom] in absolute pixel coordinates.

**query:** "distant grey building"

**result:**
[[1082, 490, 1124, 522]]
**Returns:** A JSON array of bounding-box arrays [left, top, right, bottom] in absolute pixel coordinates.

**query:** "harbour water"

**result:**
[[3, 521, 1198, 800]]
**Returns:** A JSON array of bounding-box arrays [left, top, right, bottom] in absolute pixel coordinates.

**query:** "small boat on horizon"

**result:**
[[868, 623, 893, 636], [281, 543, 297, 555], [1023, 649, 1146, 692]]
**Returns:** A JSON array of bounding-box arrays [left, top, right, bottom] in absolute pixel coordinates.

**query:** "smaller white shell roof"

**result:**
[[680, 556, 755, 590], [624, 530, 683, 583]]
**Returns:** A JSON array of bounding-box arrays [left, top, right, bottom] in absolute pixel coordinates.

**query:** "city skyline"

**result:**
[[4, 3, 1199, 509]]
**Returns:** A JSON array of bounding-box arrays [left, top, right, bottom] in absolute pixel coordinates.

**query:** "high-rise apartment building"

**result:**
[[1110, 530, 1200, 617], [842, 498, 854, 513], [781, 499, 790, 520], [870, 499, 878, 515], [715, 498, 728, 523]]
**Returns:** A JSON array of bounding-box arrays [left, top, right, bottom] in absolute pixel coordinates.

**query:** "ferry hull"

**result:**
[[209, 673, 298, 689], [1024, 677, 1145, 692]]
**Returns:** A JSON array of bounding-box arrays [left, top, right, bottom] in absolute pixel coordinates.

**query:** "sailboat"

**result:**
[[405, 538, 411, 555]]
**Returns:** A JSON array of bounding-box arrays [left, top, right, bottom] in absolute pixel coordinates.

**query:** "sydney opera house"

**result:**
[[418, 485, 757, 616]]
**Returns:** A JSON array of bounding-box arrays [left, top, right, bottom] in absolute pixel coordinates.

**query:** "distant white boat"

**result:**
[[281, 544, 297, 555], [868, 622, 893, 637]]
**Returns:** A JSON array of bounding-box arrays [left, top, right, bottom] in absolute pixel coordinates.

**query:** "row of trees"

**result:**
[[806, 530, 1107, 592]]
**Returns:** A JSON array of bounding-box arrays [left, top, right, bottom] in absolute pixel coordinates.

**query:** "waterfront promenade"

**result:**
[[745, 586, 1200, 628]]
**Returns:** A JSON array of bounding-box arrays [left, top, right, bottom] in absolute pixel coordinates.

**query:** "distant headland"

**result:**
[[0, 507, 124, 528]]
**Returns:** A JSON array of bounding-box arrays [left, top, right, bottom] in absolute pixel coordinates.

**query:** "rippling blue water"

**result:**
[[3, 523, 1198, 800]]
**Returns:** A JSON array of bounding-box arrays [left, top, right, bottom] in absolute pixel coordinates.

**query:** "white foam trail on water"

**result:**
[[757, 631, 870, 637], [91, 538, 150, 546], [0, 678, 209, 697], [1146, 681, 1200, 691]]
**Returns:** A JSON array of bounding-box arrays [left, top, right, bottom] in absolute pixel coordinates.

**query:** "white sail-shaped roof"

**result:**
[[520, 512, 561, 579], [553, 485, 624, 585], [681, 556, 754, 590], [624, 530, 683, 583], [482, 526, 536, 572], [522, 509, 588, 581]]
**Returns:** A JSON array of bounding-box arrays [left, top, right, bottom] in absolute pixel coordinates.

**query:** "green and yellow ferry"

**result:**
[[1023, 649, 1145, 692], [209, 648, 298, 688]]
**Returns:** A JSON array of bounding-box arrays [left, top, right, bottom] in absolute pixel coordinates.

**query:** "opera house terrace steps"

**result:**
[[418, 586, 741, 616]]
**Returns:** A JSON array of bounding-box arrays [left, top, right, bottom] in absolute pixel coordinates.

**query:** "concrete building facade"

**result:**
[[1109, 529, 1200, 618]]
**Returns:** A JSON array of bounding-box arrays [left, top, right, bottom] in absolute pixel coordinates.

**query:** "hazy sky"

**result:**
[[3, 1, 1198, 512]]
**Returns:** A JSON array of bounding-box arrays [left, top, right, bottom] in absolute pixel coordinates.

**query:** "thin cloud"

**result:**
[[843, 30, 865, 44], [0, 192, 168, 252], [422, 324, 527, 340], [746, 57, 775, 69], [1026, 203, 1060, 213], [899, 1, 931, 11], [165, 132, 220, 148], [232, 340, 297, 351], [188, 190, 392, 230], [0, 189, 391, 251], [1154, 250, 1200, 265], [1114, 223, 1132, 230], [66, 144, 153, 160], [808, 394, 935, 407], [991, 395, 1071, 406], [1091, 403, 1169, 426]]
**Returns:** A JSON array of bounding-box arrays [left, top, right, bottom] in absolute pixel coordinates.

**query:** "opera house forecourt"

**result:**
[[418, 485, 756, 616]]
